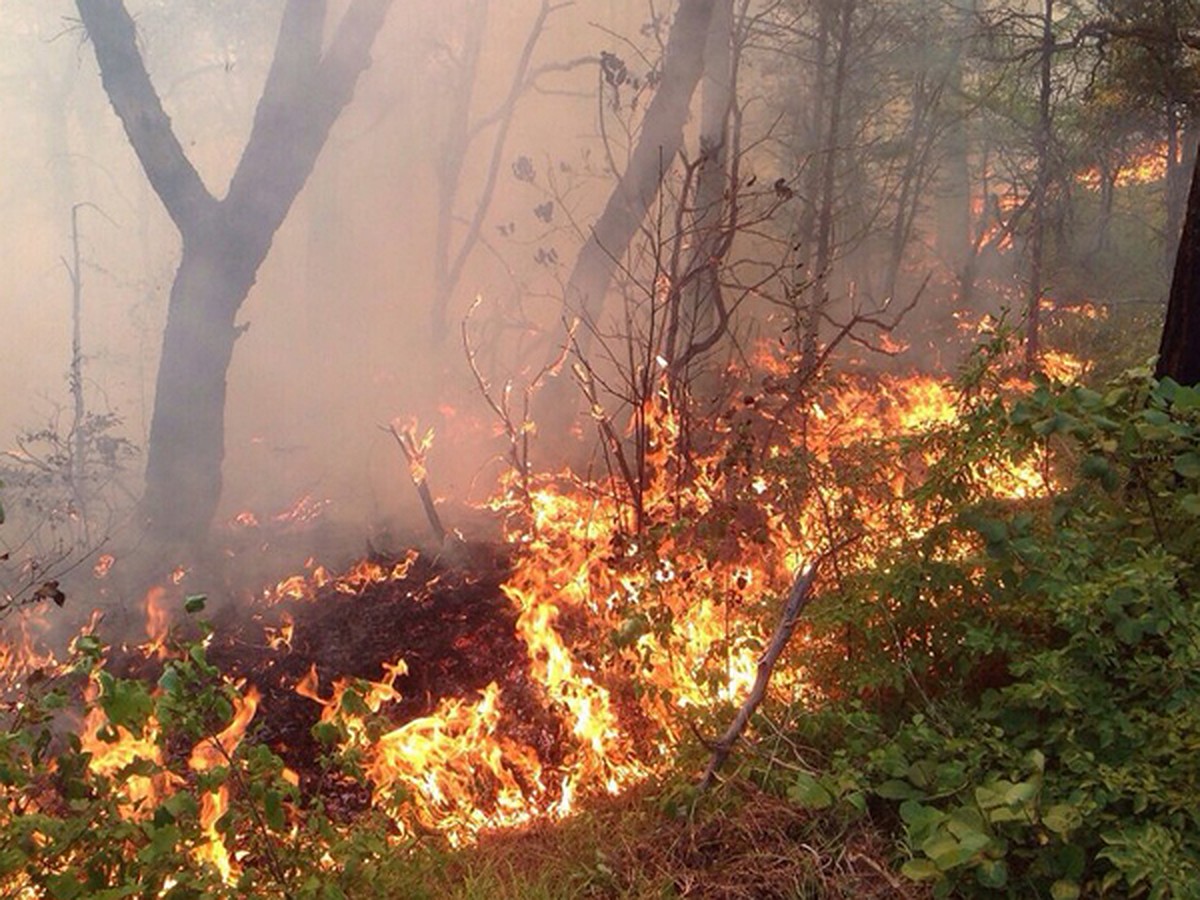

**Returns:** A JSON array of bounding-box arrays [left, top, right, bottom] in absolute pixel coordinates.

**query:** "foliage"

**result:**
[[774, 361, 1200, 897], [0, 608, 398, 900]]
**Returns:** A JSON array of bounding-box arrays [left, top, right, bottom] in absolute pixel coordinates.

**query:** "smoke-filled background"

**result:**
[[1, 2, 640, 535], [0, 0, 1182, 586]]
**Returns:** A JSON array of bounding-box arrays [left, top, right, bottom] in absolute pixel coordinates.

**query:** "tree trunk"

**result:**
[[564, 0, 718, 324], [140, 234, 246, 541], [937, 0, 976, 287], [1025, 0, 1054, 373], [799, 0, 854, 376], [77, 0, 393, 544], [1157, 147, 1200, 385], [672, 0, 735, 366]]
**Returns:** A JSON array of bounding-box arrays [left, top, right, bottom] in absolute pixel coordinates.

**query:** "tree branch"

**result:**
[[75, 0, 216, 235], [698, 562, 820, 791]]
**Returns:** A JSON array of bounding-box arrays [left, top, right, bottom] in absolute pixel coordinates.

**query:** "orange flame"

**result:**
[[142, 586, 170, 660], [188, 686, 261, 882]]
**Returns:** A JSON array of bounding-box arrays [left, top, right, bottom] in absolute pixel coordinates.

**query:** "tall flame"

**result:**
[[188, 686, 261, 882]]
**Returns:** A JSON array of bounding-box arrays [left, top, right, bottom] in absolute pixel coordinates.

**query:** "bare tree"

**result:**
[[76, 0, 394, 545]]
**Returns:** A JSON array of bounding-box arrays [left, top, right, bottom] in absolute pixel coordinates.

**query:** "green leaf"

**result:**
[[976, 858, 1008, 889], [788, 772, 835, 809], [1050, 880, 1081, 900], [1173, 452, 1200, 480], [907, 759, 938, 790], [157, 666, 181, 697], [946, 805, 987, 838], [1181, 494, 1200, 516], [137, 823, 181, 863], [900, 858, 941, 882], [1042, 804, 1081, 837], [877, 779, 924, 800], [184, 594, 207, 614], [97, 673, 154, 733], [312, 721, 342, 746], [900, 800, 946, 844], [264, 789, 285, 831], [45, 872, 83, 900], [1004, 779, 1039, 805], [973, 517, 1008, 545], [1081, 454, 1112, 482], [923, 830, 988, 870], [1168, 383, 1200, 411]]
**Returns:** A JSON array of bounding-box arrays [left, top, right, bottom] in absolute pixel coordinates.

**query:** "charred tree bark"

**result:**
[[77, 0, 393, 545], [1157, 148, 1200, 386], [564, 0, 718, 325]]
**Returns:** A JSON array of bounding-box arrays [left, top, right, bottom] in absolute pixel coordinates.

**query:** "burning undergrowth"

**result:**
[[0, 334, 1084, 895], [110, 547, 573, 821]]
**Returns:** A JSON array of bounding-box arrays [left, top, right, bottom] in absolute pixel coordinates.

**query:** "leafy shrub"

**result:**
[[777, 365, 1200, 898], [0, 611, 394, 899]]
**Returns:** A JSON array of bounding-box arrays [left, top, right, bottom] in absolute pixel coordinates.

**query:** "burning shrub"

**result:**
[[774, 364, 1200, 898], [0, 618, 395, 899]]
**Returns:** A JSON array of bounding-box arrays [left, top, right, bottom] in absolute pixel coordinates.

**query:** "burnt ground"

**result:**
[[111, 543, 569, 808]]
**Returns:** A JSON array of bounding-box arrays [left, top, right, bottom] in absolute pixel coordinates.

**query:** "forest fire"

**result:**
[[1077, 141, 1170, 189], [0, 362, 1074, 888], [188, 687, 261, 881], [208, 366, 1061, 857], [4, 0, 1197, 892]]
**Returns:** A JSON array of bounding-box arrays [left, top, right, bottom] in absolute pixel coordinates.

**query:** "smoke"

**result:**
[[0, 0, 1172, 604]]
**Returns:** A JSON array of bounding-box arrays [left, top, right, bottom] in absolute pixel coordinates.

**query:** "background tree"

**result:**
[[76, 0, 394, 546]]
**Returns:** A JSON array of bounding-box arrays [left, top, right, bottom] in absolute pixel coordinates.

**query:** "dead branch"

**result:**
[[384, 423, 447, 545], [461, 297, 573, 523], [698, 562, 819, 791]]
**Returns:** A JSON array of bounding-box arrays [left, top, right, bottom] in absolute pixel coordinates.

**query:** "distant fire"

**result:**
[[1077, 141, 1169, 189]]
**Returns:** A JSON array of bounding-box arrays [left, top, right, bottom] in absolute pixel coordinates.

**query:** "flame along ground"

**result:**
[[0, 353, 1077, 886]]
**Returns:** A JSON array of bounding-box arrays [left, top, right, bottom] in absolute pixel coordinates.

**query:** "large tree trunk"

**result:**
[[77, 0, 393, 544], [564, 0, 718, 324], [1157, 147, 1200, 386], [141, 237, 246, 541]]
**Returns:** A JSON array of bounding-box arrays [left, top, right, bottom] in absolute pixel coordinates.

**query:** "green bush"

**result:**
[[0, 610, 394, 899], [779, 365, 1200, 898]]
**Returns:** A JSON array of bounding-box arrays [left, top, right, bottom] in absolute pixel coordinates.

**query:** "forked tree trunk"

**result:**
[[77, 0, 393, 544]]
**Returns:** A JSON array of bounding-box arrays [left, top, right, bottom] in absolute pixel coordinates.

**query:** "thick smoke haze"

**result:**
[[1, 1, 649, 554], [1, 0, 1178, 601]]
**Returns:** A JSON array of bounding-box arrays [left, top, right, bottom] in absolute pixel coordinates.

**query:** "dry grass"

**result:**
[[359, 777, 925, 900], [611, 781, 924, 900]]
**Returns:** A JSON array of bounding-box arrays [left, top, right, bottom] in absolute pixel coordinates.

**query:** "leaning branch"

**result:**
[[698, 562, 820, 791], [385, 423, 447, 545]]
